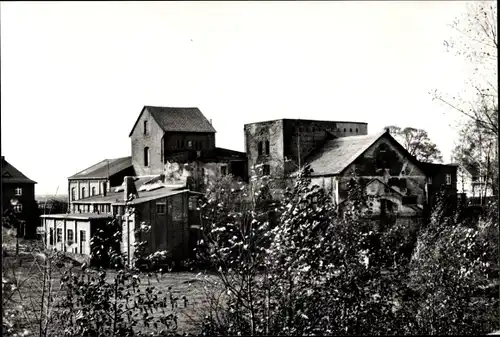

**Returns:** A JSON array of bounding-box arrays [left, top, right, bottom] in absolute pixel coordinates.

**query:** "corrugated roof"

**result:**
[[129, 106, 217, 136], [73, 180, 189, 205], [40, 213, 114, 220], [305, 132, 386, 176], [1, 157, 37, 184], [68, 156, 132, 179]]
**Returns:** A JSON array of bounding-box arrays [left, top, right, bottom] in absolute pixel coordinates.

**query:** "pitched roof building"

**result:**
[[2, 156, 38, 238], [128, 106, 217, 136]]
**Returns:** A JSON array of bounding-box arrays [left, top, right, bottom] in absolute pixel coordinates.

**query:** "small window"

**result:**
[[91, 187, 96, 196], [113, 205, 118, 214], [106, 204, 110, 213], [446, 174, 452, 185], [81, 187, 86, 199], [262, 164, 270, 176], [188, 140, 193, 148], [258, 141, 263, 156], [156, 202, 166, 214], [356, 128, 358, 133], [144, 147, 150, 166], [350, 128, 352, 132], [188, 197, 197, 210], [67, 229, 74, 242], [56, 228, 62, 243], [80, 230, 86, 242], [265, 140, 270, 155], [49, 228, 54, 245], [221, 166, 228, 176], [14, 204, 23, 213], [143, 120, 148, 135], [71, 188, 76, 201], [15, 187, 22, 196], [344, 128, 346, 132]]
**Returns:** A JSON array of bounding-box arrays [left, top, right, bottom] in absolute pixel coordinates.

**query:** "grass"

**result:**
[[2, 236, 221, 336]]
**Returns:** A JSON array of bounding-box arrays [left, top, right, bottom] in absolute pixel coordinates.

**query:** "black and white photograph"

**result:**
[[1, 1, 498, 336]]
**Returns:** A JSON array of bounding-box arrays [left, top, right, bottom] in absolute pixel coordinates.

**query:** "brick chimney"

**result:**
[[123, 176, 137, 201]]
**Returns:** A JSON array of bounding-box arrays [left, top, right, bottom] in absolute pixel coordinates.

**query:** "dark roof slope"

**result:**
[[419, 162, 458, 176], [68, 156, 133, 180], [304, 132, 386, 176], [129, 106, 217, 136], [1, 157, 37, 184]]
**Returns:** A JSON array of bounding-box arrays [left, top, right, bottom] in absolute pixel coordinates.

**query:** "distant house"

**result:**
[[457, 164, 494, 204], [1, 156, 38, 238], [68, 156, 135, 210]]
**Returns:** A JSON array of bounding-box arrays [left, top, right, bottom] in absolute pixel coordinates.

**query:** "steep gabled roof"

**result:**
[[304, 132, 386, 176], [68, 156, 133, 180], [129, 106, 217, 137], [1, 157, 37, 184], [304, 131, 424, 177]]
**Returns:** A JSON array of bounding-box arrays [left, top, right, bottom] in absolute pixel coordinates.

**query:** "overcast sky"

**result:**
[[1, 1, 477, 196]]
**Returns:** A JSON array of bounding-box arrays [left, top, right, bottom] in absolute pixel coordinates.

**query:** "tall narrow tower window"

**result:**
[[143, 120, 148, 135], [144, 147, 150, 167], [265, 140, 270, 155]]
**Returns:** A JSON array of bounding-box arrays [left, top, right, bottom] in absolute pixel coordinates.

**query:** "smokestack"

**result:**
[[123, 176, 137, 201]]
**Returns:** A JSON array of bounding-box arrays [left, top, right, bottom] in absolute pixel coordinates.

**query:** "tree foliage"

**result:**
[[431, 1, 498, 194], [385, 125, 443, 163], [197, 166, 498, 335]]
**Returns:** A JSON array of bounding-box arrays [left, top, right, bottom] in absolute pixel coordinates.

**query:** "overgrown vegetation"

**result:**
[[196, 165, 499, 335], [2, 165, 498, 336]]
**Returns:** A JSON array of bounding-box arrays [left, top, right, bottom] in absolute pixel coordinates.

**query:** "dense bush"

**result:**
[[197, 165, 499, 335]]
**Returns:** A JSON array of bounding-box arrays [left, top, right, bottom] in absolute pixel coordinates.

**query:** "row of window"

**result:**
[[71, 184, 107, 201], [49, 228, 86, 245], [175, 139, 204, 150], [295, 126, 360, 133], [426, 174, 452, 185], [74, 204, 111, 213]]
